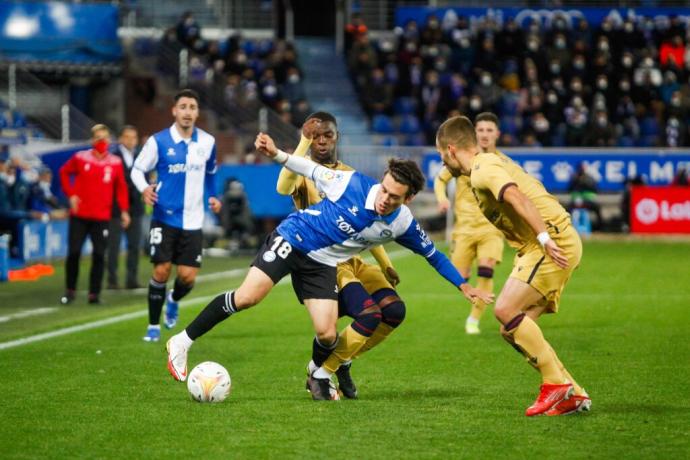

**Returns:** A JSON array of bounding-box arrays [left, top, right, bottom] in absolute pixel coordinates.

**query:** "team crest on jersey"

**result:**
[[195, 147, 205, 157], [167, 148, 176, 156], [322, 170, 342, 181], [379, 229, 392, 238]]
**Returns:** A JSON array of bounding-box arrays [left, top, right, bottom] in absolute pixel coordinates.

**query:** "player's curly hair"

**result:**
[[385, 158, 425, 197], [307, 111, 337, 126]]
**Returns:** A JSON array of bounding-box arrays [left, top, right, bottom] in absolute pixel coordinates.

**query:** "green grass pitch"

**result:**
[[0, 239, 689, 459]]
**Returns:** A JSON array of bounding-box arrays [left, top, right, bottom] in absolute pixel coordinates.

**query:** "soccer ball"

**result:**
[[186, 361, 231, 403]]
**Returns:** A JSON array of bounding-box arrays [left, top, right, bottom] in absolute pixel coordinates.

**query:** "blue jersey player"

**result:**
[[165, 132, 493, 399], [131, 89, 222, 343]]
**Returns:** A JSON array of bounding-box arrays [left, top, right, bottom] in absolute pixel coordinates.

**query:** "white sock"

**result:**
[[148, 324, 161, 330], [177, 329, 194, 348], [307, 360, 318, 375], [313, 367, 332, 379], [466, 316, 479, 326]]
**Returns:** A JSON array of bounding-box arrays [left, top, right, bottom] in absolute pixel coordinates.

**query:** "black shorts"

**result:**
[[148, 220, 203, 267], [251, 230, 338, 303]]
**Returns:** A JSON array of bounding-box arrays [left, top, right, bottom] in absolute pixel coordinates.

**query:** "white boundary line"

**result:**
[[0, 307, 59, 323], [0, 267, 249, 351], [0, 249, 413, 351]]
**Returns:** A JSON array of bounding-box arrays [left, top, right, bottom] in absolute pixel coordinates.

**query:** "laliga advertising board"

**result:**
[[631, 187, 690, 234]]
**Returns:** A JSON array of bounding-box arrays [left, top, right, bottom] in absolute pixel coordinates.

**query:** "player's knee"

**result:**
[[352, 306, 382, 337], [233, 289, 261, 308], [381, 299, 406, 328], [477, 265, 494, 279], [153, 264, 171, 281], [339, 282, 375, 318], [316, 329, 337, 346], [493, 299, 515, 324], [177, 272, 196, 285]]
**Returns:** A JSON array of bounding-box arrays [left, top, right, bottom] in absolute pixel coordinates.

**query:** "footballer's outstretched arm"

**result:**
[[276, 118, 321, 195], [256, 132, 316, 174]]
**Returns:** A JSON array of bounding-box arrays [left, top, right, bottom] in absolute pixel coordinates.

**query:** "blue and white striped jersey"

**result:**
[[276, 157, 465, 287], [132, 124, 217, 230]]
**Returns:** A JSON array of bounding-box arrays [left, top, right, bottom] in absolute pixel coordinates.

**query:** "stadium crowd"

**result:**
[[345, 12, 690, 147], [156, 11, 311, 133]]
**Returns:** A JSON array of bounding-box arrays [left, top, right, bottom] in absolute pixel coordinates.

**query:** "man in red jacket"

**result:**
[[59, 124, 131, 304]]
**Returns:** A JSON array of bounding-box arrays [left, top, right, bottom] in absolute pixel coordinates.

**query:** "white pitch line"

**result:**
[[0, 267, 250, 352], [0, 249, 413, 351], [0, 307, 59, 323]]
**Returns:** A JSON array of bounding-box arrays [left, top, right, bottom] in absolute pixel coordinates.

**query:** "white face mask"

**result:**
[[2, 173, 16, 187], [534, 118, 550, 131]]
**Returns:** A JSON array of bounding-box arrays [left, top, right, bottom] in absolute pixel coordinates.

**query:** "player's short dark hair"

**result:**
[[307, 111, 337, 126], [474, 112, 499, 127], [385, 158, 425, 197], [174, 88, 200, 104], [119, 124, 137, 136]]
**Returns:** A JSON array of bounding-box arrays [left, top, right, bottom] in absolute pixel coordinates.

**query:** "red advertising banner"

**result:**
[[631, 186, 690, 234]]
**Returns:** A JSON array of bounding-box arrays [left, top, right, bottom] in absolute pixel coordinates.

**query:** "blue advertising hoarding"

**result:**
[[422, 150, 690, 193], [0, 1, 122, 64], [396, 6, 690, 28]]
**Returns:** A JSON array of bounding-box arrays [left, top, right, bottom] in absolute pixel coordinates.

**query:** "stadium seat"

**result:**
[[618, 136, 635, 147], [639, 116, 660, 138], [403, 133, 426, 146], [398, 114, 421, 134], [372, 114, 394, 134], [393, 97, 416, 115]]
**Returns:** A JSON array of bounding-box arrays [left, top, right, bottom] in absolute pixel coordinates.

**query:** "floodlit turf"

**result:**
[[1, 240, 689, 459]]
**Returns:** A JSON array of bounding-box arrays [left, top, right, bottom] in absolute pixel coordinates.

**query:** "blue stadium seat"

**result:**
[[393, 97, 416, 115], [398, 114, 421, 134], [372, 114, 394, 134], [639, 116, 660, 137], [404, 133, 426, 146], [618, 136, 635, 147]]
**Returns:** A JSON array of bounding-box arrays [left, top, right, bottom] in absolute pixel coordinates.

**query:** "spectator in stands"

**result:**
[[585, 110, 616, 147], [664, 116, 685, 147], [106, 125, 144, 290], [568, 163, 603, 231], [361, 67, 393, 116], [281, 67, 306, 105], [345, 13, 368, 52], [564, 96, 589, 146], [659, 34, 685, 69], [0, 161, 45, 258], [29, 167, 67, 220], [59, 124, 130, 305], [176, 11, 201, 49]]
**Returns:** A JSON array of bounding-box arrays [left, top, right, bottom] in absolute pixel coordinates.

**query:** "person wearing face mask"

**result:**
[[29, 167, 67, 219], [59, 124, 130, 305], [547, 33, 571, 70], [281, 67, 306, 105], [584, 110, 616, 148]]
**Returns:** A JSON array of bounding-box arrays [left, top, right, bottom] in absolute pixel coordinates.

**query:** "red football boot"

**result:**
[[525, 383, 574, 416], [545, 393, 592, 416]]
